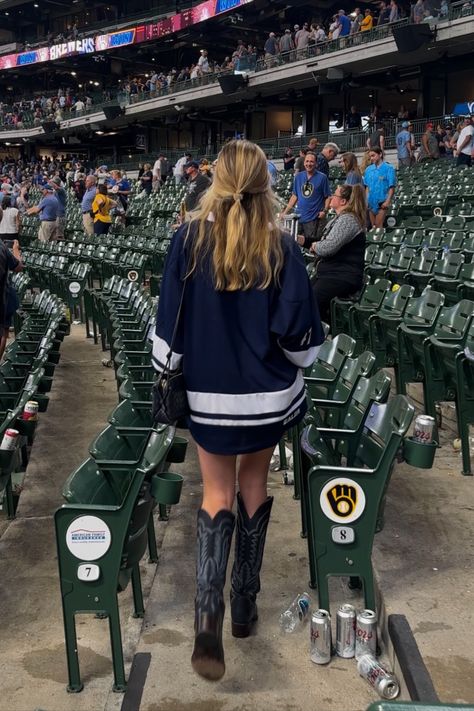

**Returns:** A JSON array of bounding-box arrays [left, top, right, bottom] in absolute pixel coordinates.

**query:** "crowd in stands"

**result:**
[[0, 89, 97, 129]]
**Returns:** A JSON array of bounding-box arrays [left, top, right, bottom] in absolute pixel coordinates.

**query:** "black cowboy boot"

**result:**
[[230, 493, 273, 638], [191, 508, 235, 681]]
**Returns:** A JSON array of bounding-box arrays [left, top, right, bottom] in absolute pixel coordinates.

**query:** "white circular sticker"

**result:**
[[319, 477, 366, 524], [433, 207, 442, 216], [69, 281, 81, 295], [386, 216, 396, 228], [66, 515, 112, 561], [128, 270, 138, 282]]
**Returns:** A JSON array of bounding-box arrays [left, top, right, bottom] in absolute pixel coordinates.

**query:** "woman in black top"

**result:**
[[310, 183, 366, 323], [140, 163, 153, 195]]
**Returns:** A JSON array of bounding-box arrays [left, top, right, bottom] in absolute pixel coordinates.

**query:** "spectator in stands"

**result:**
[[347, 105, 362, 130], [367, 124, 385, 153], [0, 195, 20, 241], [153, 139, 324, 682], [26, 184, 59, 242], [50, 176, 67, 240], [199, 159, 213, 179], [174, 153, 191, 186], [389, 0, 400, 21], [295, 22, 311, 57], [351, 9, 364, 33], [361, 8, 374, 30], [337, 9, 352, 36], [396, 121, 414, 166], [279, 28, 295, 59], [264, 32, 279, 68], [139, 163, 154, 197], [184, 160, 211, 212], [266, 154, 278, 186], [198, 50, 210, 74], [280, 151, 331, 247], [341, 152, 363, 184], [0, 239, 23, 360], [378, 1, 391, 24], [310, 184, 366, 322], [283, 148, 295, 170], [110, 170, 131, 210], [307, 137, 319, 152], [81, 175, 97, 236], [419, 122, 440, 161], [363, 147, 396, 228], [413, 0, 425, 23], [294, 148, 307, 173], [316, 142, 340, 177], [456, 115, 474, 167], [91, 184, 117, 235], [312, 23, 327, 44]]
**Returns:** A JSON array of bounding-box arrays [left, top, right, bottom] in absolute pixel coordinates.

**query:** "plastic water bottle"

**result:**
[[279, 592, 311, 633], [442, 245, 450, 257]]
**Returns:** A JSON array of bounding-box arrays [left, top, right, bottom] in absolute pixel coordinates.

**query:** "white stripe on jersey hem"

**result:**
[[152, 332, 183, 371], [190, 390, 307, 427], [282, 344, 321, 368], [187, 371, 304, 416]]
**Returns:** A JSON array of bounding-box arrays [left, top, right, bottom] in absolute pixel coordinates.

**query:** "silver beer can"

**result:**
[[413, 415, 435, 443], [357, 654, 400, 699], [310, 609, 332, 665], [356, 609, 377, 659], [336, 603, 356, 658], [0, 428, 19, 451]]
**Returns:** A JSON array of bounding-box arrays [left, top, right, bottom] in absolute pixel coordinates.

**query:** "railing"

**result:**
[[1, 2, 473, 136]]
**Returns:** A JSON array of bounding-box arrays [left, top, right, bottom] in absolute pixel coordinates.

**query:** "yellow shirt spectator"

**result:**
[[361, 12, 373, 30], [92, 192, 114, 223]]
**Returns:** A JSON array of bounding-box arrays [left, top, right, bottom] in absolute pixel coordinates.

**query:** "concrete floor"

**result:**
[[0, 327, 472, 711]]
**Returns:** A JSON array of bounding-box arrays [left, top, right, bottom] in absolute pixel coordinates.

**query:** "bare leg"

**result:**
[[374, 208, 386, 228], [369, 210, 377, 227], [237, 447, 274, 517], [196, 445, 236, 517]]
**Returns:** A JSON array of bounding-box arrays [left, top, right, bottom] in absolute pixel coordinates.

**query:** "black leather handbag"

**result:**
[[152, 273, 189, 426]]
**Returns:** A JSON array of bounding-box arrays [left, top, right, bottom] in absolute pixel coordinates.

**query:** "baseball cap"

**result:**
[[42, 184, 54, 191], [185, 160, 200, 170], [401, 121, 409, 128], [294, 24, 300, 29], [285, 28, 291, 32], [426, 122, 434, 129], [51, 176, 62, 185]]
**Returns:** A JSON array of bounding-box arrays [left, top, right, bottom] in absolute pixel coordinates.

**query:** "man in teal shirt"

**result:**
[[363, 147, 396, 228]]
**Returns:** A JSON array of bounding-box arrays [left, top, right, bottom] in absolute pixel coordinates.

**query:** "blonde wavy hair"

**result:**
[[187, 139, 283, 291]]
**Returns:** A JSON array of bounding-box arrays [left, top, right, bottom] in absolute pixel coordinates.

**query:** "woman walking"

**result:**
[[91, 184, 117, 235], [0, 196, 20, 242], [153, 140, 324, 681], [310, 184, 367, 323]]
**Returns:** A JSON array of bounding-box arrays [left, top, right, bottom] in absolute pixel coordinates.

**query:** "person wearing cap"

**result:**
[[96, 164, 109, 185], [396, 121, 414, 167], [184, 160, 211, 213], [50, 175, 67, 239], [456, 115, 474, 167], [27, 185, 59, 242], [91, 184, 118, 235], [81, 175, 97, 236], [174, 153, 191, 186], [279, 28, 295, 60], [419, 122, 440, 162], [295, 22, 310, 58], [264, 32, 279, 68]]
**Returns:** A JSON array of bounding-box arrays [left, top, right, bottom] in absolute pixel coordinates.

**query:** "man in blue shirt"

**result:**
[[266, 155, 278, 187], [27, 184, 59, 242], [363, 147, 397, 228], [337, 10, 351, 36], [396, 121, 414, 167], [50, 176, 67, 239], [280, 152, 331, 247], [80, 175, 97, 236]]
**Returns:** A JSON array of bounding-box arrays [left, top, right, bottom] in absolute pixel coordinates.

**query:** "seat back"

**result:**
[[388, 247, 416, 270], [359, 280, 391, 308], [410, 250, 437, 274], [432, 300, 474, 341], [378, 284, 415, 318], [432, 252, 465, 280], [305, 333, 356, 385], [353, 395, 415, 469], [343, 370, 392, 432], [403, 289, 445, 328]]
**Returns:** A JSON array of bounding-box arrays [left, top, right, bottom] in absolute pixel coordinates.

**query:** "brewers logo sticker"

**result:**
[[319, 478, 366, 524]]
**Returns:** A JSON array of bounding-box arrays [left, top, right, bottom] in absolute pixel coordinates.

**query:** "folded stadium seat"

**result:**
[[366, 284, 415, 361], [305, 395, 414, 610], [366, 227, 386, 245], [365, 246, 394, 281], [441, 231, 466, 252], [400, 215, 424, 231], [405, 249, 438, 293], [383, 228, 406, 247], [368, 288, 444, 376], [458, 263, 474, 301], [445, 215, 467, 231], [345, 281, 392, 352], [330, 282, 369, 336], [396, 299, 474, 399], [429, 252, 465, 293], [304, 333, 356, 402]]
